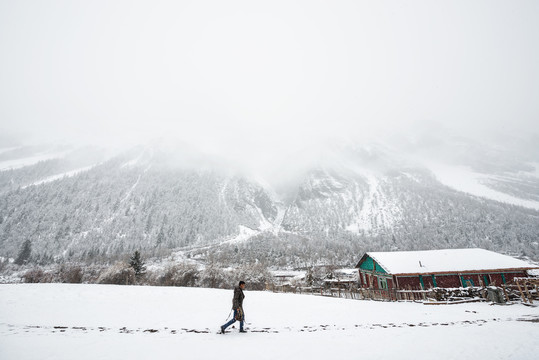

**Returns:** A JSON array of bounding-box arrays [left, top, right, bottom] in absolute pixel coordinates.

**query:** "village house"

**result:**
[[356, 248, 538, 292]]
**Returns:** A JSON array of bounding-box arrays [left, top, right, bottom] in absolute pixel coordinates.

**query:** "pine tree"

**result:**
[[157, 226, 165, 247], [15, 239, 32, 265], [129, 250, 146, 277]]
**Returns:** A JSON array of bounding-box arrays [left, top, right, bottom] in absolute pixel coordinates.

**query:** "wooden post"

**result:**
[[502, 284, 509, 303], [524, 281, 533, 304], [515, 279, 528, 303]]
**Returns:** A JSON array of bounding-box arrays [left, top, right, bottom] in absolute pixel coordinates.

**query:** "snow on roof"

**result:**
[[364, 248, 538, 275], [270, 270, 305, 278], [336, 268, 358, 276]]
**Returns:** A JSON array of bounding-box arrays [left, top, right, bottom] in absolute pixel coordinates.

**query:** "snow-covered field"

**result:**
[[1, 284, 538, 360]]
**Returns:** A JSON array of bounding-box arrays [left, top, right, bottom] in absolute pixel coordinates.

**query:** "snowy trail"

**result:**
[[3, 321, 538, 360], [3, 314, 534, 337]]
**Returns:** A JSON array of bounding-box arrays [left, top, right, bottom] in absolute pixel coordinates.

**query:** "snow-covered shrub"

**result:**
[[235, 263, 273, 290], [56, 264, 83, 283], [157, 263, 200, 287], [97, 262, 135, 285], [199, 264, 228, 289], [22, 268, 52, 283], [80, 265, 107, 284]]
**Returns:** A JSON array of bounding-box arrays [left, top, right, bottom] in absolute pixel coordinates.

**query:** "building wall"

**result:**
[[359, 270, 395, 290], [489, 273, 504, 286], [434, 275, 461, 288], [358, 260, 531, 290], [358, 255, 389, 290], [460, 274, 480, 287], [387, 278, 394, 290], [359, 256, 387, 274], [503, 271, 528, 283], [395, 276, 422, 290], [392, 271, 530, 290], [422, 275, 435, 289], [459, 271, 527, 287]]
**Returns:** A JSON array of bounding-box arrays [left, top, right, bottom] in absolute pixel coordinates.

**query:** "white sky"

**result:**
[[1, 1, 538, 167]]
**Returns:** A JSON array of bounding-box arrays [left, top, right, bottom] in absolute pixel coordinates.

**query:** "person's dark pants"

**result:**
[[222, 309, 244, 331]]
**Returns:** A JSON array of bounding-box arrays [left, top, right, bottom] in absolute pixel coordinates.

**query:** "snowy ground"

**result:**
[[1, 284, 538, 360]]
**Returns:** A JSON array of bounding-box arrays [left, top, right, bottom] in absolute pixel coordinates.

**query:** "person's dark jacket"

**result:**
[[232, 285, 245, 310]]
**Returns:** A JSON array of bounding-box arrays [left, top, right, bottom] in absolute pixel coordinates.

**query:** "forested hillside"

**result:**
[[1, 142, 538, 268]]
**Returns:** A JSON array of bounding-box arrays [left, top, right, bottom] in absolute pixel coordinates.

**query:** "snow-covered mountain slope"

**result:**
[[0, 145, 74, 170], [0, 146, 280, 262], [1, 139, 538, 265], [282, 168, 404, 236], [0, 145, 111, 193], [426, 162, 539, 210], [399, 133, 539, 210], [21, 165, 97, 189]]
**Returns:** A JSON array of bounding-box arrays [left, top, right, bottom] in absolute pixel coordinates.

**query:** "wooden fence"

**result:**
[[513, 277, 539, 304], [267, 281, 539, 303], [267, 284, 428, 302]]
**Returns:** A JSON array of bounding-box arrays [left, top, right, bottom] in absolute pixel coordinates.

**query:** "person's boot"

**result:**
[[220, 326, 225, 334]]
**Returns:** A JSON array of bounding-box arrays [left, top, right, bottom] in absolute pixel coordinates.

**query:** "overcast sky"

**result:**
[[1, 0, 538, 163]]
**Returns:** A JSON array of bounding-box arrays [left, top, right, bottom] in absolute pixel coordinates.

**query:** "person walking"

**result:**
[[220, 281, 246, 333]]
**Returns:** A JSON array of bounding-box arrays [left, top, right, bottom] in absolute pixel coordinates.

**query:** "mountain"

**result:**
[[1, 137, 538, 268]]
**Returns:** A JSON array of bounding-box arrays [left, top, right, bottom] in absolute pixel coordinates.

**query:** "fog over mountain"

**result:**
[[1, 1, 538, 268]]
